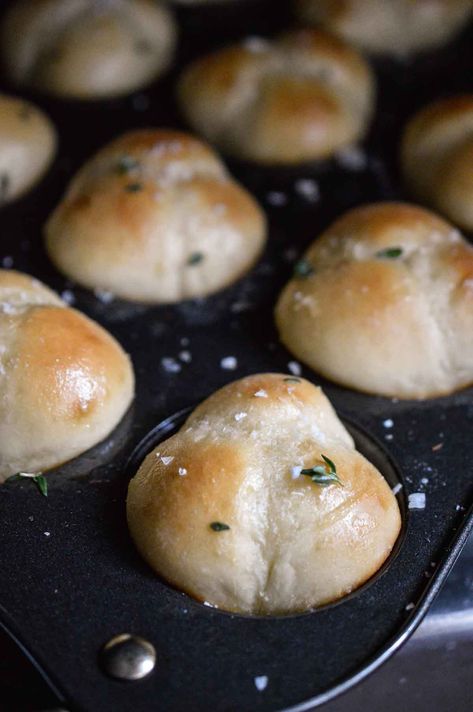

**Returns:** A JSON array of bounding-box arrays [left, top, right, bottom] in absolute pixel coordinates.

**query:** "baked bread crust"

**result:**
[[402, 96, 473, 232], [0, 94, 56, 204], [45, 129, 267, 303], [127, 373, 401, 614], [1, 0, 176, 99], [275, 202, 473, 399], [297, 0, 472, 56], [0, 270, 134, 481], [177, 29, 375, 164]]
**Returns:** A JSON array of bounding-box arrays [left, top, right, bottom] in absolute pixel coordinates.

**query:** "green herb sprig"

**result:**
[[10, 472, 48, 497], [210, 522, 230, 532], [188, 252, 204, 266], [116, 155, 140, 175], [375, 247, 403, 259], [124, 182, 143, 193], [300, 455, 342, 488], [293, 259, 314, 277]]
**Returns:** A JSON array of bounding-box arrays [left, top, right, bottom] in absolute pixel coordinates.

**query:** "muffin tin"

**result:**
[[0, 2, 472, 710]]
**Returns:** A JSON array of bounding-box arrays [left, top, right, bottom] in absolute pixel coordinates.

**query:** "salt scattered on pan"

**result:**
[[161, 456, 174, 466], [254, 389, 268, 398], [420, 477, 429, 485], [385, 433, 394, 441], [408, 492, 426, 510], [44, 532, 50, 537], [178, 467, 187, 477], [455, 504, 465, 512], [254, 676, 268, 692], [243, 36, 270, 53], [288, 361, 302, 376], [61, 289, 75, 305], [2, 256, 13, 268], [94, 288, 114, 304], [234, 412, 247, 422], [266, 191, 288, 207], [392, 483, 403, 495], [161, 357, 181, 373], [383, 418, 394, 428], [221, 356, 238, 370], [291, 466, 303, 480], [231, 301, 252, 313], [294, 178, 320, 202], [335, 145, 367, 171], [203, 600, 218, 608], [405, 602, 415, 611], [180, 336, 190, 347], [179, 350, 192, 363]]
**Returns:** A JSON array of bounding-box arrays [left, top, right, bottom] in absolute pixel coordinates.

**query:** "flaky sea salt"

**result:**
[[291, 466, 303, 480], [161, 357, 181, 373], [178, 467, 187, 477], [392, 483, 403, 495], [161, 456, 174, 466], [288, 361, 302, 376], [383, 419, 394, 428], [254, 389, 268, 398], [94, 288, 114, 304], [335, 145, 367, 171], [254, 676, 268, 692], [266, 191, 288, 207], [408, 493, 426, 510], [221, 356, 238, 370], [243, 36, 270, 53], [294, 178, 320, 202], [61, 289, 75, 305], [234, 412, 247, 422], [179, 350, 192, 363]]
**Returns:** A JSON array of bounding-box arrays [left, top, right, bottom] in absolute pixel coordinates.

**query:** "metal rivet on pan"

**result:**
[[100, 634, 156, 681]]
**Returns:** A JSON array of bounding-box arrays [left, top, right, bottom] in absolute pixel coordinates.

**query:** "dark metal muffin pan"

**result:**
[[0, 2, 472, 710]]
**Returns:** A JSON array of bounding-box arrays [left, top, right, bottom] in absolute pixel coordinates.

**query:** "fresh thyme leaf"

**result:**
[[300, 454, 342, 487], [116, 155, 139, 174], [321, 454, 337, 473], [293, 259, 314, 277], [34, 474, 48, 497], [188, 252, 204, 266], [210, 522, 230, 532], [375, 247, 403, 259], [284, 377, 301, 383], [124, 182, 143, 192], [9, 472, 48, 497]]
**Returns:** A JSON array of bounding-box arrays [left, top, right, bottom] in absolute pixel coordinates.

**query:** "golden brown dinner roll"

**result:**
[[297, 0, 472, 57], [401, 96, 473, 232], [177, 29, 375, 164], [1, 0, 176, 100], [127, 373, 401, 614], [45, 129, 266, 303], [0, 269, 134, 482], [275, 203, 473, 399], [0, 94, 56, 204]]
